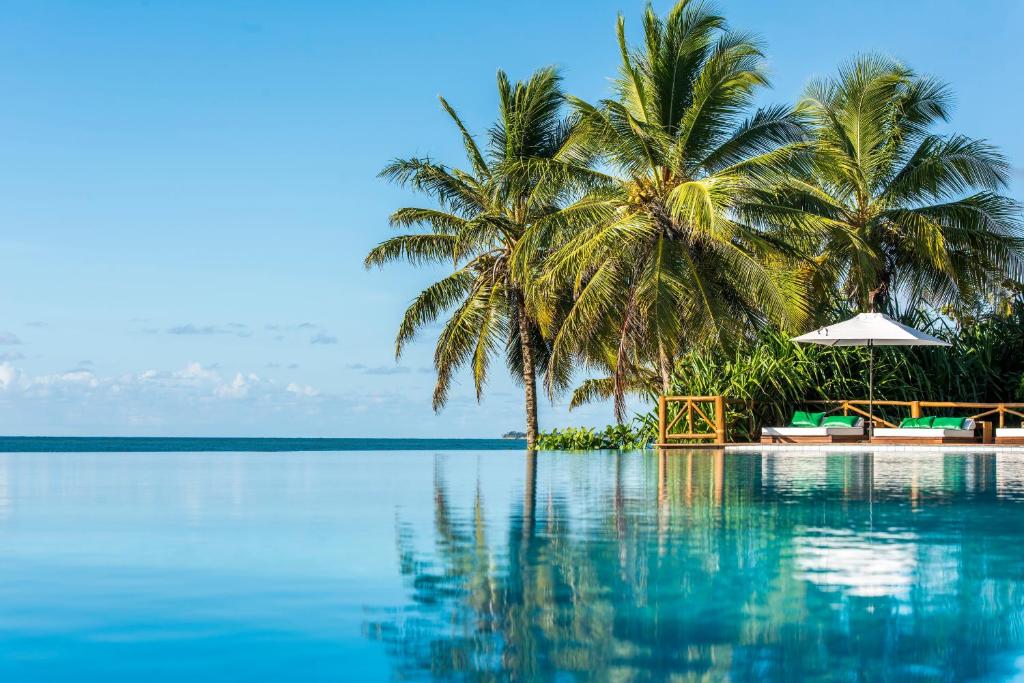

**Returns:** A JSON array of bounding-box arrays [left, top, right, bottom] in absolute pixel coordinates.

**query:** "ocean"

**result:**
[[0, 436, 527, 452]]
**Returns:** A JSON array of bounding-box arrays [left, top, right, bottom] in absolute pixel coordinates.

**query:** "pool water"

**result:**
[[1, 449, 1023, 681]]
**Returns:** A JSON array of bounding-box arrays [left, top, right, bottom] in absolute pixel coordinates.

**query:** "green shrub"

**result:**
[[537, 414, 656, 451]]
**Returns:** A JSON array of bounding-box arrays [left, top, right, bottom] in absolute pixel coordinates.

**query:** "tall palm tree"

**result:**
[[767, 55, 1024, 313], [525, 0, 810, 418], [366, 67, 589, 447]]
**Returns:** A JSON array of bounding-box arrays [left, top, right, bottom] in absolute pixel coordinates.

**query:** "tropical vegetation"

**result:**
[[369, 0, 1023, 448], [661, 303, 1024, 442], [765, 56, 1023, 315], [523, 1, 809, 416], [538, 302, 1024, 448], [535, 414, 657, 450], [365, 68, 592, 447]]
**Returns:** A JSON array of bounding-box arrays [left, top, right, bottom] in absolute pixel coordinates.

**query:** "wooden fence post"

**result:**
[[658, 396, 667, 445], [714, 395, 726, 445], [911, 401, 921, 419]]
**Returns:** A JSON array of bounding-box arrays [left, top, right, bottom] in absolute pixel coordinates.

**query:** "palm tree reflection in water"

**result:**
[[365, 451, 1024, 680]]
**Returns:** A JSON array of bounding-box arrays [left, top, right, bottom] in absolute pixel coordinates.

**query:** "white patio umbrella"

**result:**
[[792, 313, 950, 436]]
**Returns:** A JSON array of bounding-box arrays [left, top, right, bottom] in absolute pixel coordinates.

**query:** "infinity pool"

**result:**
[[1, 449, 1023, 680]]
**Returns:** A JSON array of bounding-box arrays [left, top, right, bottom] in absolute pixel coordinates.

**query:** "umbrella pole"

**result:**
[[868, 341, 874, 439]]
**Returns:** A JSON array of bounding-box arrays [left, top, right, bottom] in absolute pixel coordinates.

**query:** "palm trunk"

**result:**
[[657, 339, 672, 395], [866, 268, 891, 313], [517, 295, 539, 449]]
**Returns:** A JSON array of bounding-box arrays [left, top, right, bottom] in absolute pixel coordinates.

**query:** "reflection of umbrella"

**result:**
[[792, 313, 950, 437], [794, 528, 919, 598]]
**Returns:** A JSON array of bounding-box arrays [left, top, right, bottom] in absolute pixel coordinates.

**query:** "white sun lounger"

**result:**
[[761, 419, 864, 444], [872, 419, 976, 444], [995, 428, 1024, 445]]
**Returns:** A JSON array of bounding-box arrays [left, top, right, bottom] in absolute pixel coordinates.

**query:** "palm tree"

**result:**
[[527, 0, 810, 418], [768, 55, 1024, 313], [366, 67, 590, 447]]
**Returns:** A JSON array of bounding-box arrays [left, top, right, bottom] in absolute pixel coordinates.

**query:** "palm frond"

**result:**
[[395, 269, 477, 359], [364, 233, 459, 268]]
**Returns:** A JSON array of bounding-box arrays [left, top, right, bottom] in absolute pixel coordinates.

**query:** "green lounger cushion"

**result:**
[[822, 415, 860, 427], [789, 411, 825, 427], [932, 416, 967, 429], [900, 416, 935, 428]]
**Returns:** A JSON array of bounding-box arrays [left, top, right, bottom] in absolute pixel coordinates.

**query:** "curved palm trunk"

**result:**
[[657, 339, 672, 395], [517, 295, 539, 449]]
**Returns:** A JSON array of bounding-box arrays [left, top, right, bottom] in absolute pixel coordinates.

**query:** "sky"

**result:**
[[0, 0, 1021, 437]]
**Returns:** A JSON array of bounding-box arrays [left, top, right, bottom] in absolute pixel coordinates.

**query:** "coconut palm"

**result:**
[[527, 0, 810, 417], [768, 55, 1024, 313], [365, 67, 592, 447]]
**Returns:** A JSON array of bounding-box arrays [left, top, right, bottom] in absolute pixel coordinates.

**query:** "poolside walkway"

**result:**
[[740, 443, 1024, 453], [657, 442, 1024, 453]]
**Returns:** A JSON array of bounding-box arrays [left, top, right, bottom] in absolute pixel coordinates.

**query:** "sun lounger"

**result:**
[[761, 412, 864, 444], [995, 428, 1024, 445], [871, 416, 976, 444]]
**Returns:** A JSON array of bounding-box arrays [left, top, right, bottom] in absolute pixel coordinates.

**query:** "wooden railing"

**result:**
[[658, 395, 748, 445], [802, 401, 1024, 428], [658, 395, 1024, 446]]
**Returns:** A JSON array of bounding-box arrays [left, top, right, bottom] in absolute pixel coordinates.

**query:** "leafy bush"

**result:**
[[537, 414, 656, 451]]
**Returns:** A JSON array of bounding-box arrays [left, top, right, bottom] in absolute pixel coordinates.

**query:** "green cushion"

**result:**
[[789, 410, 825, 427], [932, 416, 967, 429], [900, 416, 935, 428], [822, 415, 859, 427]]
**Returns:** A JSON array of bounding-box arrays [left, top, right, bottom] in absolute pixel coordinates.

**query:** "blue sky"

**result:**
[[0, 0, 1021, 437]]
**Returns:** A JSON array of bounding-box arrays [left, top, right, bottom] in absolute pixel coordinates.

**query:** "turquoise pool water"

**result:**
[[2, 448, 1023, 680]]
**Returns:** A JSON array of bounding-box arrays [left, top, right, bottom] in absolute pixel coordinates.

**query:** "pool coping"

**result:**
[[725, 443, 1024, 453]]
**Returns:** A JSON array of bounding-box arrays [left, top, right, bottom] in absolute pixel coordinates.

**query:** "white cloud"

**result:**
[[286, 382, 320, 397], [0, 363, 18, 389], [175, 361, 221, 382], [0, 358, 609, 438], [53, 370, 99, 386], [216, 372, 260, 399], [0, 360, 320, 406]]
